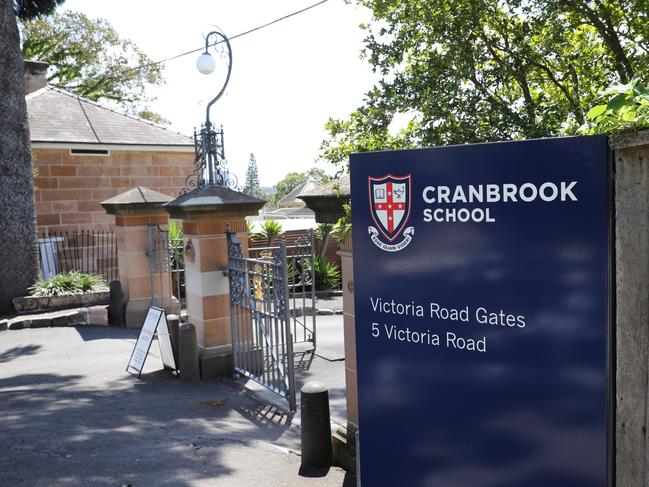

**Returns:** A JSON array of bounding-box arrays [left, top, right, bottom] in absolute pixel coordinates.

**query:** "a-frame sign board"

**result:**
[[126, 306, 177, 377]]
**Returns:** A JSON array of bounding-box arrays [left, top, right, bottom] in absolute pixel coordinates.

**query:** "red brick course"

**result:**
[[34, 148, 194, 233]]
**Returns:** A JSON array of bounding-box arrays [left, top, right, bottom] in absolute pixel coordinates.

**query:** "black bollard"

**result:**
[[167, 314, 180, 369], [107, 280, 125, 327], [178, 323, 200, 381], [301, 381, 333, 469]]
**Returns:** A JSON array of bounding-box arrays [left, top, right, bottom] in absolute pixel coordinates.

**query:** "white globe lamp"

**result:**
[[196, 52, 216, 75]]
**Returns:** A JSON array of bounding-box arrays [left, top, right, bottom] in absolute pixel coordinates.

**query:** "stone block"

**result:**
[[9, 320, 28, 330], [199, 350, 233, 379], [12, 296, 38, 313], [50, 165, 76, 176], [125, 298, 151, 327], [52, 295, 79, 308], [87, 306, 108, 326], [30, 318, 52, 328], [51, 315, 71, 327], [80, 291, 109, 306], [332, 424, 357, 474]]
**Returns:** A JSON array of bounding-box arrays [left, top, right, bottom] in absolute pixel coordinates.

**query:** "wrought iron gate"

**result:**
[[147, 223, 185, 309], [147, 224, 170, 308], [227, 229, 308, 411], [249, 232, 317, 350]]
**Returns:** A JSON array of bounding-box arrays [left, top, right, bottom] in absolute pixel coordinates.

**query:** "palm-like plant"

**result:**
[[257, 219, 283, 247]]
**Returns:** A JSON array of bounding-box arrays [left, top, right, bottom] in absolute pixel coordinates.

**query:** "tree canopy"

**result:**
[[271, 168, 331, 206], [14, 0, 65, 20], [321, 0, 649, 168], [21, 11, 165, 122]]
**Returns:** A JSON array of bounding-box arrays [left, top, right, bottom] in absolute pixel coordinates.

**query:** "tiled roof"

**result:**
[[278, 179, 319, 207], [300, 175, 350, 198], [26, 86, 193, 146]]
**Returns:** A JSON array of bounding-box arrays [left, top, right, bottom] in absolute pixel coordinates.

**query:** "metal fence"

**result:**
[[249, 231, 316, 349], [169, 240, 186, 308], [147, 224, 186, 310], [228, 230, 297, 411], [38, 230, 117, 282]]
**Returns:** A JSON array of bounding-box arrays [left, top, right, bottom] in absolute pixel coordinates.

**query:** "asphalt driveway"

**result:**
[[0, 324, 352, 487]]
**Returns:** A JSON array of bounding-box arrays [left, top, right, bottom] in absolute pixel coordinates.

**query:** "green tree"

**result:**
[[322, 0, 649, 168], [21, 10, 165, 120], [244, 153, 264, 198], [271, 167, 332, 206], [0, 0, 65, 315]]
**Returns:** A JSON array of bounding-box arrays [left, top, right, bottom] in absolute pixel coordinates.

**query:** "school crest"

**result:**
[[368, 174, 414, 252]]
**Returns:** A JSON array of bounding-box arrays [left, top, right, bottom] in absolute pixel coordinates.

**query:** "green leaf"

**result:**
[[586, 105, 607, 119], [635, 86, 649, 97], [621, 109, 637, 122], [607, 94, 632, 110]]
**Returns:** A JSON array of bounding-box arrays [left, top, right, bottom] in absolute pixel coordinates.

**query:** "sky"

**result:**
[[59, 0, 376, 187]]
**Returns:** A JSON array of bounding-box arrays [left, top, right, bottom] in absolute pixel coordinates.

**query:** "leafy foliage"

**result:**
[[13, 0, 64, 20], [245, 219, 255, 236], [21, 11, 164, 119], [168, 220, 183, 246], [270, 168, 332, 206], [314, 223, 334, 241], [136, 110, 170, 127], [314, 256, 341, 291], [334, 203, 352, 243], [257, 219, 284, 246], [29, 271, 107, 297], [322, 0, 649, 167], [579, 79, 649, 134]]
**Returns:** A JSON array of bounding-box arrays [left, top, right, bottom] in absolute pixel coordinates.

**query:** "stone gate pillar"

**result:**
[[164, 186, 264, 378], [101, 186, 173, 325]]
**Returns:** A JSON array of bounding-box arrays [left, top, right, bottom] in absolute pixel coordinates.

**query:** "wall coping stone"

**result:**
[[101, 186, 172, 216], [13, 290, 109, 314], [609, 130, 649, 150]]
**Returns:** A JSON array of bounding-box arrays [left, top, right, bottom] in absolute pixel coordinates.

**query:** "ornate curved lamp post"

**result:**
[[183, 28, 237, 194]]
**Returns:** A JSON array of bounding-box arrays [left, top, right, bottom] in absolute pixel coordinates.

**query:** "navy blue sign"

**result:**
[[351, 136, 611, 486]]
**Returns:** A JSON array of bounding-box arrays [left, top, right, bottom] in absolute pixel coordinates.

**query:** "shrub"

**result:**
[[29, 271, 107, 297], [314, 256, 341, 291], [168, 220, 184, 245], [579, 79, 649, 135], [257, 219, 284, 246]]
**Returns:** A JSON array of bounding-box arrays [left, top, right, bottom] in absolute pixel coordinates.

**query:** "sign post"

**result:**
[[126, 306, 177, 376], [350, 136, 612, 486]]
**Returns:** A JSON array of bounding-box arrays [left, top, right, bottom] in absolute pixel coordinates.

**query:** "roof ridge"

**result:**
[[43, 85, 192, 140]]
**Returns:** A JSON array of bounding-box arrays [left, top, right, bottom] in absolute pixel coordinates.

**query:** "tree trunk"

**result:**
[[319, 230, 330, 260], [0, 0, 38, 315]]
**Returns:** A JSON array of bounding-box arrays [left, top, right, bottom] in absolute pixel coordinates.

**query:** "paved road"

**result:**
[[0, 322, 353, 487]]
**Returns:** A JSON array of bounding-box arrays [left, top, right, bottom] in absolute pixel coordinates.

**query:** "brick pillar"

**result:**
[[165, 185, 265, 378], [181, 218, 249, 376], [101, 187, 175, 325]]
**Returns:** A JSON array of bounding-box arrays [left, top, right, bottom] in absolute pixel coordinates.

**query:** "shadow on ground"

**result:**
[[0, 344, 41, 363], [0, 326, 348, 487]]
